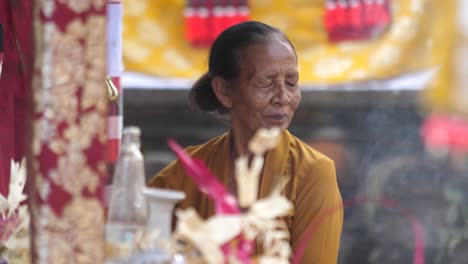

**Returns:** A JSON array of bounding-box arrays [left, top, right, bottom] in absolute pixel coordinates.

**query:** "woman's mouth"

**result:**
[[265, 114, 288, 125]]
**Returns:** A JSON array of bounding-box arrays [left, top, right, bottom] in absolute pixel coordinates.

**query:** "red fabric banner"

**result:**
[[0, 0, 33, 197], [29, 1, 108, 263]]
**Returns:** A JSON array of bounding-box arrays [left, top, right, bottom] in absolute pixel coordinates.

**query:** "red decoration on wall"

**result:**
[[184, 0, 251, 48], [236, 0, 250, 24], [184, 0, 197, 44], [422, 115, 468, 152], [324, 0, 392, 43], [213, 0, 227, 39], [349, 0, 364, 31]]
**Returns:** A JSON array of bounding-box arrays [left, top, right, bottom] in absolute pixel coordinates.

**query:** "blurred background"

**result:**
[[120, 1, 468, 263]]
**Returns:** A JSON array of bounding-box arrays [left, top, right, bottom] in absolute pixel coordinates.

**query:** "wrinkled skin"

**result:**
[[214, 38, 301, 156]]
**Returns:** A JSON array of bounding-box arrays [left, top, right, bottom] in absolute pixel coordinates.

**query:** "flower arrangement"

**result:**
[[136, 128, 294, 264], [0, 159, 30, 263]]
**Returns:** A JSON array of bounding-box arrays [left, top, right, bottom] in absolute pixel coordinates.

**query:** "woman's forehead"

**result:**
[[242, 39, 295, 61], [239, 40, 297, 77]]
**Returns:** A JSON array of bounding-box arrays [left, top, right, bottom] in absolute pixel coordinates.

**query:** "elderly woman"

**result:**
[[149, 21, 343, 263]]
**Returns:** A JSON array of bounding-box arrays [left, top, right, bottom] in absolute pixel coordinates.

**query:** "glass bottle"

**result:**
[[105, 126, 148, 260]]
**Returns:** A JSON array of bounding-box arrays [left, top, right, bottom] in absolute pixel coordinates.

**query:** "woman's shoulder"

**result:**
[[184, 132, 229, 158], [287, 132, 334, 166], [162, 132, 229, 171], [148, 133, 229, 187], [285, 132, 336, 184], [286, 132, 339, 194]]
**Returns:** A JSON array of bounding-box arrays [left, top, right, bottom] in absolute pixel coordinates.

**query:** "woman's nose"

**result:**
[[274, 83, 290, 105]]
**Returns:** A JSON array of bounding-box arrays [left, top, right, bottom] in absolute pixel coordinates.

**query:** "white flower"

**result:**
[[248, 128, 280, 156], [235, 156, 263, 207], [4, 205, 30, 250], [175, 208, 241, 264], [0, 195, 8, 219], [236, 128, 281, 207], [249, 195, 293, 220], [0, 159, 27, 218]]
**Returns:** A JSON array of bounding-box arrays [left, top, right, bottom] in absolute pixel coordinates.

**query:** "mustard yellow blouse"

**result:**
[[148, 130, 343, 263]]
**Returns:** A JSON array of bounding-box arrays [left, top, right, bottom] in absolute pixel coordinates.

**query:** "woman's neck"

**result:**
[[230, 121, 255, 159]]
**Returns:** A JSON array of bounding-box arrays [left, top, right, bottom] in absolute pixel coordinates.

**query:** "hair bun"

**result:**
[[189, 73, 229, 114]]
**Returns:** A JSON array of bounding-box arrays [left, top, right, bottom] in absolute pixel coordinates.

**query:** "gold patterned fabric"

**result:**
[[123, 0, 455, 87], [422, 0, 468, 115], [30, 0, 108, 263]]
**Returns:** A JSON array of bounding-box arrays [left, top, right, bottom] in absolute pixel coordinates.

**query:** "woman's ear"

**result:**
[[211, 76, 233, 109]]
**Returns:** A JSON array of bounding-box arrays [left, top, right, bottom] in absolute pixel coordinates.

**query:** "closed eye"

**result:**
[[286, 72, 299, 84], [286, 81, 298, 88], [256, 80, 273, 88]]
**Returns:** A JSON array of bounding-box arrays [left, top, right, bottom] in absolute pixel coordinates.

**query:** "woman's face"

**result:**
[[229, 39, 301, 135]]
